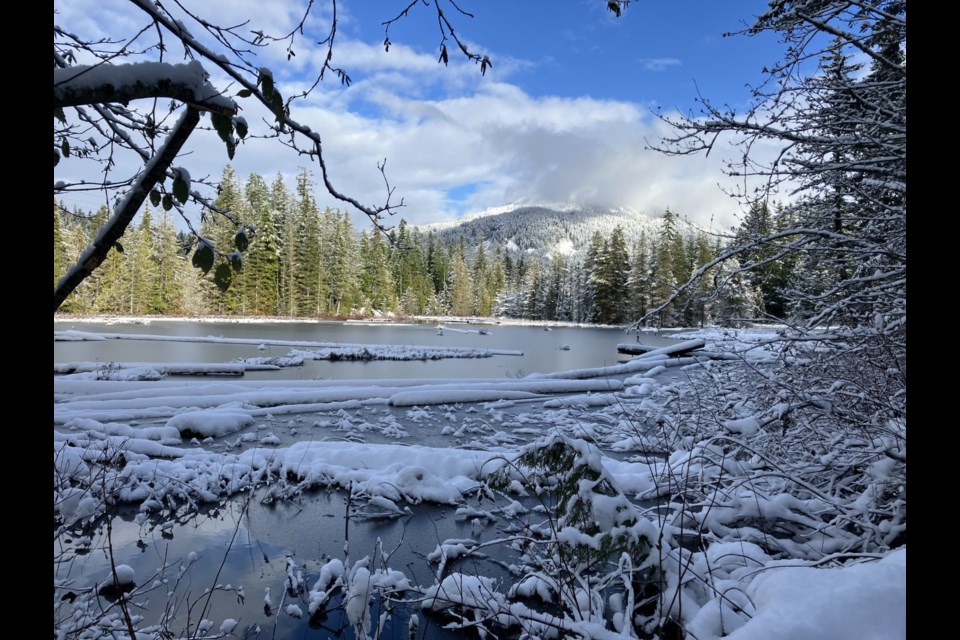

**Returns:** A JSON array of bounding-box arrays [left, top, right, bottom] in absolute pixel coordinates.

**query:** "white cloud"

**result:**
[[639, 57, 682, 72], [55, 0, 785, 235]]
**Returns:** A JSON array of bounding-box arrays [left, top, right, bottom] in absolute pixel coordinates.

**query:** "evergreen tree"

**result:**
[[675, 231, 700, 326], [151, 210, 184, 314], [55, 204, 95, 313], [543, 253, 566, 321], [601, 225, 630, 324], [567, 259, 589, 323], [521, 260, 542, 319], [734, 202, 790, 319], [125, 208, 156, 314], [360, 229, 397, 312], [472, 239, 494, 316], [446, 246, 474, 317], [407, 228, 434, 315], [487, 246, 507, 316], [713, 257, 758, 327], [649, 211, 674, 327], [390, 221, 430, 314], [94, 231, 128, 314], [322, 209, 360, 316], [271, 174, 298, 316], [202, 165, 250, 314], [82, 205, 114, 313], [627, 234, 650, 323], [294, 170, 323, 315], [582, 231, 605, 322], [245, 173, 281, 315], [54, 204, 69, 289], [657, 0, 905, 336]]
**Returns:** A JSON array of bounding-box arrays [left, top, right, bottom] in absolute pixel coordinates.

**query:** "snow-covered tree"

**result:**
[[641, 0, 907, 547], [650, 0, 905, 335]]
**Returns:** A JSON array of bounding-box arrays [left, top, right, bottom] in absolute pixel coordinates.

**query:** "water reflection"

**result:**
[[56, 487, 529, 639]]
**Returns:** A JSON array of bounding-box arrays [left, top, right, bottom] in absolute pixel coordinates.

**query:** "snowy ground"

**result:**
[[53, 324, 905, 640]]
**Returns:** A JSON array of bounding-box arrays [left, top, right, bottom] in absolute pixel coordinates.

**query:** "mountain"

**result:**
[[417, 202, 694, 259]]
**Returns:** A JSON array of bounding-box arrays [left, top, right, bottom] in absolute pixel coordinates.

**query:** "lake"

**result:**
[[54, 318, 684, 640], [54, 318, 679, 381]]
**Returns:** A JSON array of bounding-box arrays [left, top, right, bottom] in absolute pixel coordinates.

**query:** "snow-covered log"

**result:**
[[627, 339, 706, 359]]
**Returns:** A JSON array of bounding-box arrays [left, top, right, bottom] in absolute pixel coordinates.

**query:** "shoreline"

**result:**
[[52, 313, 643, 331]]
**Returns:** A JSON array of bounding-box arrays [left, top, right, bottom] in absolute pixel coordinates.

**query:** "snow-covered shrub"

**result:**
[[484, 435, 663, 635]]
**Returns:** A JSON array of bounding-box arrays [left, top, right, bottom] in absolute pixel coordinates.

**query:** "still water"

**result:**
[[53, 319, 672, 380], [58, 486, 524, 640], [54, 318, 679, 639]]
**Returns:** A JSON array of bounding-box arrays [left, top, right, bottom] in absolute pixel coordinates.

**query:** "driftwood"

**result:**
[[617, 339, 706, 359], [53, 362, 281, 376]]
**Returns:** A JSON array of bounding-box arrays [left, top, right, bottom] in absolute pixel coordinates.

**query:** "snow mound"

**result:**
[[167, 407, 254, 437]]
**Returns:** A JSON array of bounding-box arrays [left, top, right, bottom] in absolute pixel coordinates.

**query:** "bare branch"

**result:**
[[54, 107, 201, 312]]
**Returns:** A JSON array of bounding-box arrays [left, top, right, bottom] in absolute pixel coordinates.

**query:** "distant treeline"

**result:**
[[55, 166, 793, 327]]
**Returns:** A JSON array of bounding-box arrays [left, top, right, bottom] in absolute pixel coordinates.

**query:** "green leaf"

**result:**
[[234, 118, 248, 140], [61, 138, 70, 158], [225, 138, 236, 161], [162, 194, 173, 211], [172, 172, 189, 205], [114, 241, 124, 254], [54, 107, 66, 123], [214, 263, 233, 292], [234, 229, 249, 252], [192, 243, 215, 274], [210, 112, 233, 143], [149, 190, 161, 207], [236, 88, 252, 98], [228, 252, 243, 272]]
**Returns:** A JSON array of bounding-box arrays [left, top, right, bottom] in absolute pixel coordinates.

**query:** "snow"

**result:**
[[53, 60, 235, 112], [107, 564, 135, 586], [54, 330, 523, 359], [52, 323, 906, 639], [421, 573, 504, 614], [691, 550, 907, 640], [55, 361, 276, 377], [166, 407, 255, 437], [309, 558, 345, 614], [723, 416, 761, 435], [344, 565, 373, 635]]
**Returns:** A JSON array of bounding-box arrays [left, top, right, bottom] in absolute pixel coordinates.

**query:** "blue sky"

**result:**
[[56, 0, 788, 231], [342, 1, 777, 110]]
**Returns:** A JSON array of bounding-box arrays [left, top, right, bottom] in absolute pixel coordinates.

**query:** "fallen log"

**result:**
[[617, 339, 706, 360], [617, 343, 660, 356]]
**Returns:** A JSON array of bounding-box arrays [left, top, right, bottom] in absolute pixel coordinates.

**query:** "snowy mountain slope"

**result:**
[[418, 202, 701, 258]]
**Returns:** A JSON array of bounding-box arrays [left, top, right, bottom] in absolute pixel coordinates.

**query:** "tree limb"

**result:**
[[53, 106, 201, 313], [54, 60, 236, 115]]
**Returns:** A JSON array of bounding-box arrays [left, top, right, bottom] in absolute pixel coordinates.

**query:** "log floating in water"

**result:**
[[53, 362, 281, 376], [617, 339, 707, 359], [617, 343, 660, 355]]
